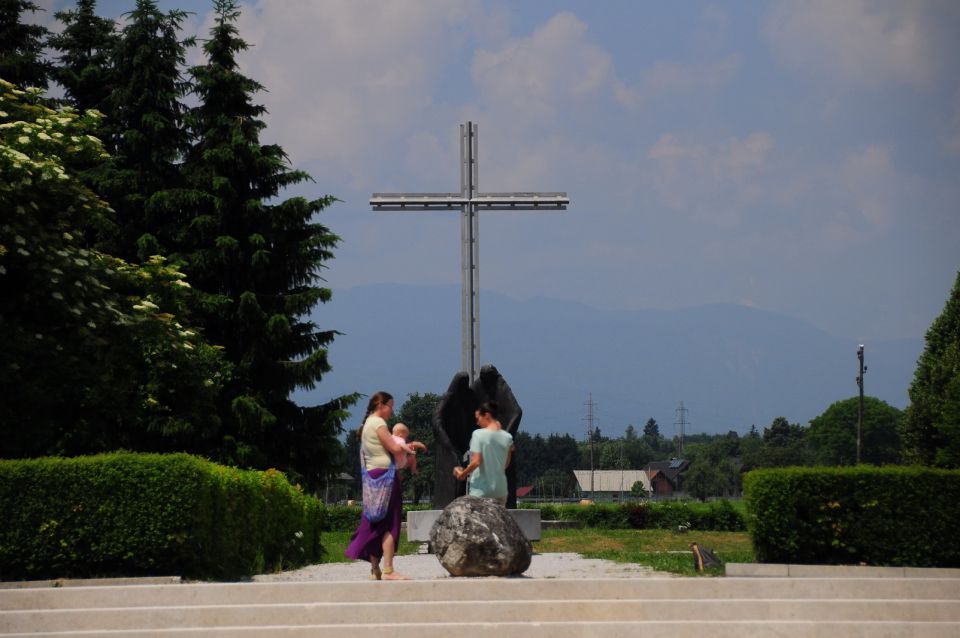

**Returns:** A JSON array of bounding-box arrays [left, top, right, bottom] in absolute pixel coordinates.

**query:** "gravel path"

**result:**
[[253, 552, 670, 582]]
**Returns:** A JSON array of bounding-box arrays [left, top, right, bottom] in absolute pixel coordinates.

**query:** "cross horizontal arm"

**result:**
[[370, 192, 569, 211], [472, 192, 568, 210], [370, 193, 464, 211]]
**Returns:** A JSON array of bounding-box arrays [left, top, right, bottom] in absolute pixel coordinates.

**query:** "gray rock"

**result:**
[[430, 496, 532, 577]]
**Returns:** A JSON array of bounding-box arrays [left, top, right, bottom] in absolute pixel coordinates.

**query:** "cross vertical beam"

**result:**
[[461, 123, 479, 380], [370, 122, 569, 383]]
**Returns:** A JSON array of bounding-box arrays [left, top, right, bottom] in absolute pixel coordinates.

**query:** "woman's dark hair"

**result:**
[[477, 400, 499, 419], [357, 391, 393, 438]]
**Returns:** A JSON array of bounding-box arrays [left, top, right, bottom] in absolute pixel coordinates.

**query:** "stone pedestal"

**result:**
[[407, 508, 541, 542]]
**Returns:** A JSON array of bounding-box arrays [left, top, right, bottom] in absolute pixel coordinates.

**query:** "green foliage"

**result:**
[[0, 453, 325, 580], [98, 0, 194, 260], [903, 271, 960, 467], [396, 393, 439, 504], [742, 416, 814, 469], [744, 466, 960, 567], [49, 0, 118, 115], [807, 396, 902, 465], [176, 0, 356, 488], [520, 500, 745, 531], [514, 431, 580, 495], [0, 0, 52, 90], [0, 79, 228, 458], [683, 439, 741, 500]]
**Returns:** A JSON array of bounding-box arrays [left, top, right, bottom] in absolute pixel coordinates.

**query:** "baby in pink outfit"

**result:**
[[391, 423, 426, 474]]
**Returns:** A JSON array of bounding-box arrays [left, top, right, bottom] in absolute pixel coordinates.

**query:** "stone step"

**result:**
[[4, 598, 960, 633], [3, 576, 958, 636], [3, 621, 960, 638], [3, 577, 958, 610]]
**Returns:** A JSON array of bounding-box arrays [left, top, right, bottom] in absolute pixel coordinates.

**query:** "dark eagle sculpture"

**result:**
[[431, 364, 523, 509]]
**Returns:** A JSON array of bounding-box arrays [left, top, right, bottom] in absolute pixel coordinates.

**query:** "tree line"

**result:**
[[1, 0, 356, 490]]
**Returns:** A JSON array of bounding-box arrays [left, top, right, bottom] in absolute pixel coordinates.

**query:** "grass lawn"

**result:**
[[320, 528, 755, 576]]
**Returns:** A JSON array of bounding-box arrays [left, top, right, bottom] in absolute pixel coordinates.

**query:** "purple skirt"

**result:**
[[344, 467, 403, 561]]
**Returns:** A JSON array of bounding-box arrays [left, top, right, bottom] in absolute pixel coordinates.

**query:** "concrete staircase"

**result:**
[[2, 574, 960, 637]]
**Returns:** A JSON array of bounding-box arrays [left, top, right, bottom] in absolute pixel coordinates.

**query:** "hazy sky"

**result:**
[[38, 0, 960, 343]]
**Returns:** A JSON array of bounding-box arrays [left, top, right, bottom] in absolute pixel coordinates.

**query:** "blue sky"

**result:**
[[37, 1, 960, 347]]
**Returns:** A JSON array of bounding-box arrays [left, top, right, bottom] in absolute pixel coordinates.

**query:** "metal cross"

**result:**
[[370, 122, 569, 383]]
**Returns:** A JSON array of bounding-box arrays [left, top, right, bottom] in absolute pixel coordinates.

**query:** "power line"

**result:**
[[675, 401, 689, 457], [856, 345, 867, 465], [584, 393, 597, 495]]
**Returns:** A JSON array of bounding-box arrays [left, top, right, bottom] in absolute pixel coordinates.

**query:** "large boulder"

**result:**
[[430, 496, 532, 577]]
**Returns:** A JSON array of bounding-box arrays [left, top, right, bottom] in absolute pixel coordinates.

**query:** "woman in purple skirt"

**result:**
[[344, 391, 419, 580]]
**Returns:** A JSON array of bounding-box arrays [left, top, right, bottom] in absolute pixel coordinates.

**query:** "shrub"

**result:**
[[743, 466, 960, 567], [0, 453, 324, 580]]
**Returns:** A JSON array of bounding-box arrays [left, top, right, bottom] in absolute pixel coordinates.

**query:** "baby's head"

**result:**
[[392, 423, 410, 440]]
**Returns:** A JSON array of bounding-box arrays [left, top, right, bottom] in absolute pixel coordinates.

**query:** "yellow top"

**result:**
[[361, 415, 392, 469]]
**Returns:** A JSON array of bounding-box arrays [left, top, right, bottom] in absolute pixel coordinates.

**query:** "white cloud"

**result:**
[[720, 132, 774, 175], [763, 0, 951, 88], [645, 132, 775, 227], [842, 145, 897, 229], [471, 12, 613, 122], [227, 0, 482, 178], [617, 55, 740, 106], [648, 134, 706, 161]]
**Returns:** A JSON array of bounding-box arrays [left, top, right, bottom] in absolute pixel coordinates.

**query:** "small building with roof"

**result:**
[[644, 458, 690, 497], [573, 469, 652, 500]]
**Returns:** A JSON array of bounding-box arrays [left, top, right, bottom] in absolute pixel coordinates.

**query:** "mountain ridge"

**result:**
[[299, 284, 922, 439]]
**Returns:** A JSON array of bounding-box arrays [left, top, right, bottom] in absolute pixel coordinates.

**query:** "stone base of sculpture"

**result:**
[[429, 496, 533, 577]]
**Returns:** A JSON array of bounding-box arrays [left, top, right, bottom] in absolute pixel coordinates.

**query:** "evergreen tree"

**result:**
[[0, 0, 51, 90], [642, 417, 662, 451], [49, 0, 118, 115], [181, 0, 356, 488], [744, 416, 813, 467], [100, 0, 193, 261], [902, 271, 960, 467]]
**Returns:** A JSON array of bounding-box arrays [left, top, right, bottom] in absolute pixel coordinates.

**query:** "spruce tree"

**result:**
[[99, 0, 193, 262], [182, 0, 356, 488], [902, 271, 960, 467], [49, 0, 118, 115], [0, 0, 52, 90]]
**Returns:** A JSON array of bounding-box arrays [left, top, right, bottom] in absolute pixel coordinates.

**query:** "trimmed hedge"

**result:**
[[0, 453, 325, 580], [743, 466, 960, 567], [322, 500, 745, 532]]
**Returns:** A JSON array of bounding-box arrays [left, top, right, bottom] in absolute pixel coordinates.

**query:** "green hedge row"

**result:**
[[743, 466, 960, 567], [523, 500, 745, 531], [322, 500, 745, 532], [0, 453, 325, 580]]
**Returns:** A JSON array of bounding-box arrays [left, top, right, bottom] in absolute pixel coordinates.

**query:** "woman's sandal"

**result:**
[[381, 567, 410, 580], [370, 566, 382, 581]]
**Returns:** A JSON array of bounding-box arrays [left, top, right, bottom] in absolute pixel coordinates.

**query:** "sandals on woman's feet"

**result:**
[[381, 567, 410, 580], [370, 566, 382, 580]]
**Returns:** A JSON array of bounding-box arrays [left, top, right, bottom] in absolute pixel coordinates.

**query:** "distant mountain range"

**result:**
[[297, 284, 923, 439]]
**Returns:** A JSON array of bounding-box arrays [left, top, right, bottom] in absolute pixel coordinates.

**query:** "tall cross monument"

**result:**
[[370, 122, 569, 383]]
